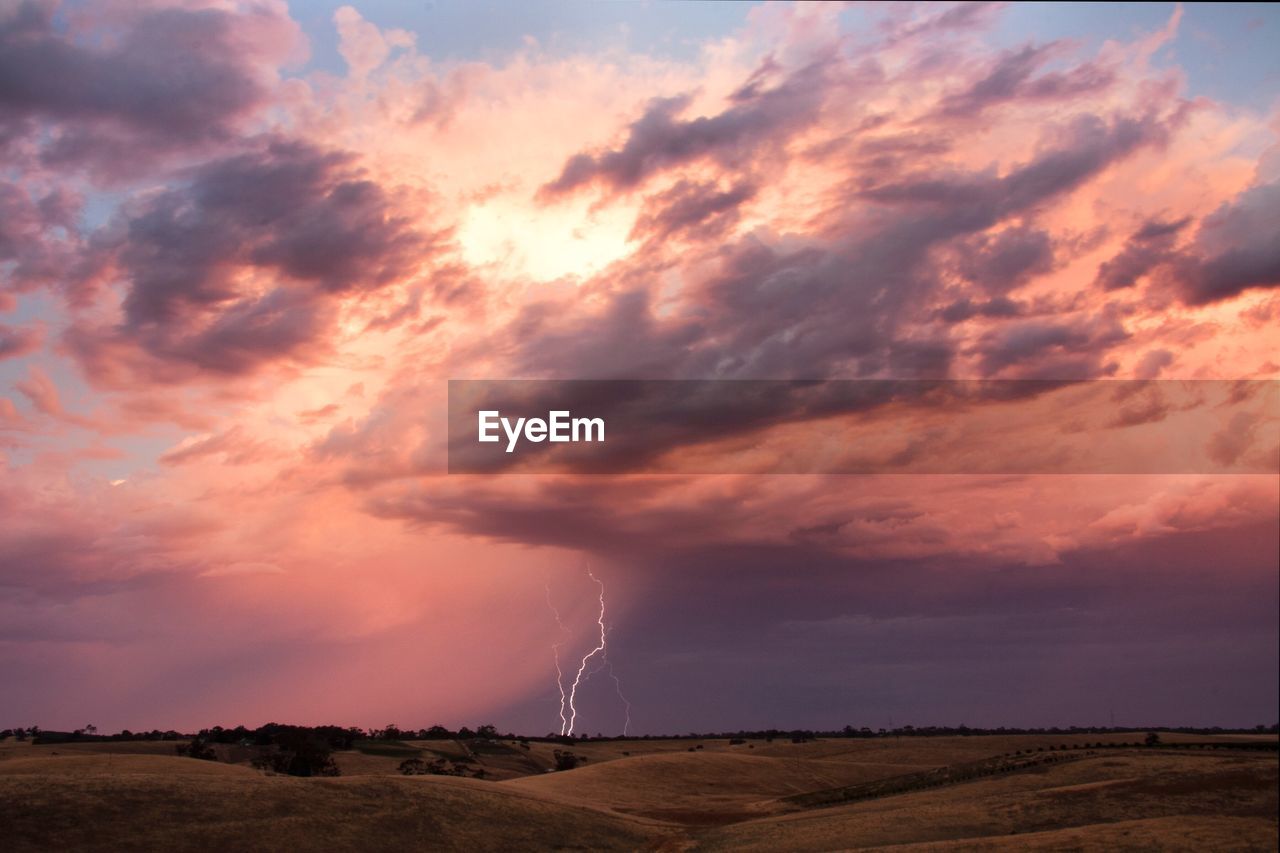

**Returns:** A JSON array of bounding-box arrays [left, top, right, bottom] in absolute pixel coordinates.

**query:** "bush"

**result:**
[[553, 749, 584, 771], [400, 757, 479, 777], [398, 758, 428, 775]]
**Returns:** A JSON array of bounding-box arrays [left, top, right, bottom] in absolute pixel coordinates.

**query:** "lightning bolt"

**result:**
[[545, 585, 570, 736], [564, 569, 608, 737], [546, 569, 631, 736], [605, 658, 632, 736]]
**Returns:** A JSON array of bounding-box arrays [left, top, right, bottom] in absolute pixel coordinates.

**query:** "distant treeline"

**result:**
[[4, 721, 1276, 746]]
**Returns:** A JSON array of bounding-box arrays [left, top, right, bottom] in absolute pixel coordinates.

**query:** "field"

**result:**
[[1, 732, 1275, 851]]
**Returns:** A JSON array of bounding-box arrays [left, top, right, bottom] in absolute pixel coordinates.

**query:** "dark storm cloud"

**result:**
[[513, 110, 1168, 388], [590, 520, 1279, 732], [628, 179, 757, 242], [1171, 180, 1280, 305], [695, 109, 1163, 377], [0, 0, 294, 176], [1134, 218, 1191, 241], [1095, 180, 1280, 304], [502, 285, 706, 380], [145, 288, 328, 375], [121, 139, 423, 324], [936, 296, 1023, 323], [64, 138, 431, 381], [863, 112, 1170, 218], [957, 226, 1055, 294], [1094, 216, 1190, 290], [972, 313, 1129, 377], [539, 56, 840, 198]]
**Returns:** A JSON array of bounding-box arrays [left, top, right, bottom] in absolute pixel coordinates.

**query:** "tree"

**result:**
[[176, 738, 217, 761], [251, 728, 340, 777], [1145, 732, 1161, 746]]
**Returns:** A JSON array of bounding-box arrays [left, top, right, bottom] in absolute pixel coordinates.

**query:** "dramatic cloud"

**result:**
[[539, 54, 840, 198], [629, 179, 758, 243], [64, 137, 435, 382], [937, 43, 1115, 117], [1, 1, 1276, 733], [1091, 166, 1280, 307], [1170, 179, 1280, 304], [1094, 216, 1190, 290], [958, 226, 1056, 294], [0, 0, 302, 176]]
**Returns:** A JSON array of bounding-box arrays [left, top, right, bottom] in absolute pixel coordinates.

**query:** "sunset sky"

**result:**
[[1, 1, 1277, 736]]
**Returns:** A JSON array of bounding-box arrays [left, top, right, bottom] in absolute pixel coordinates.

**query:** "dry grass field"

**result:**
[[1, 733, 1274, 851]]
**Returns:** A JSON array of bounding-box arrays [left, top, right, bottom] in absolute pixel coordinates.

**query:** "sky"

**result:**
[[1, 0, 1277, 736]]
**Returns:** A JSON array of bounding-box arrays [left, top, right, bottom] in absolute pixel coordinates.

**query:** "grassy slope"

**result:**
[[0, 754, 668, 852], [694, 751, 1278, 851], [504, 749, 939, 824], [1, 735, 1275, 851]]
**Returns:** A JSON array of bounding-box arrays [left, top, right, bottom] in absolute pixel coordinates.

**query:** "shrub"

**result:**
[[553, 749, 584, 771]]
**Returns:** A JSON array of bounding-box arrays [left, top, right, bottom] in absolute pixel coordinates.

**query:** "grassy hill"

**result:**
[[0, 753, 666, 852], [1, 734, 1274, 851], [696, 751, 1278, 851]]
